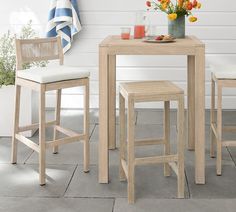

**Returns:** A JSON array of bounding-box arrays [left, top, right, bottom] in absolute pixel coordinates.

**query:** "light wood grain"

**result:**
[[54, 125, 79, 137], [12, 37, 90, 185], [15, 134, 39, 153], [164, 101, 171, 177], [119, 81, 185, 202], [216, 81, 222, 176], [46, 135, 85, 148], [194, 46, 205, 184], [210, 77, 216, 158], [135, 155, 178, 166], [99, 35, 205, 185], [222, 141, 236, 147], [39, 85, 46, 185], [11, 85, 21, 164], [187, 55, 195, 150], [121, 158, 128, 180], [119, 93, 126, 181], [53, 89, 61, 154], [108, 55, 116, 150], [127, 98, 135, 204], [134, 138, 165, 146], [84, 79, 90, 172], [18, 121, 56, 132], [211, 74, 236, 175], [177, 95, 185, 198], [99, 46, 109, 183]]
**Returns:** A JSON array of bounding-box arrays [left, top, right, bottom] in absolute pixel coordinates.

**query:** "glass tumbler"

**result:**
[[121, 27, 131, 40]]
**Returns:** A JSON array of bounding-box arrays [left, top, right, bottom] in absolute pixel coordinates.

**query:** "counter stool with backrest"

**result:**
[[210, 64, 236, 175], [119, 81, 185, 203], [11, 36, 90, 185]]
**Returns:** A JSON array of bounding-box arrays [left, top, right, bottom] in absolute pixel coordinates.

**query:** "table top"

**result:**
[[100, 35, 205, 48]]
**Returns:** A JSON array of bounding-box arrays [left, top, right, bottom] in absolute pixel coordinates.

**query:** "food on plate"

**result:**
[[155, 34, 174, 41]]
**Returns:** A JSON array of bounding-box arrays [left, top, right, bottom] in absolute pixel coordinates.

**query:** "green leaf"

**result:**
[[0, 20, 48, 87]]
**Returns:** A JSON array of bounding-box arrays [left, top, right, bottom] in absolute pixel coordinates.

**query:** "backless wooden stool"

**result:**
[[210, 64, 236, 175], [119, 81, 185, 203]]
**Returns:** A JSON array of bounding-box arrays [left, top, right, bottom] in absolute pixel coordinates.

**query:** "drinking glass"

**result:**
[[121, 27, 131, 40]]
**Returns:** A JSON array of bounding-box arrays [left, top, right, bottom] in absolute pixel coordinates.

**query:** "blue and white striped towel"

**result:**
[[46, 0, 82, 53]]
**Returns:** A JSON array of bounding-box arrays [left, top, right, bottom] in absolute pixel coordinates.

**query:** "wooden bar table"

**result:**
[[99, 35, 205, 184]]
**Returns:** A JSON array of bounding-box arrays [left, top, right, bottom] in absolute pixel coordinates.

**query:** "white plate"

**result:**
[[143, 36, 176, 43]]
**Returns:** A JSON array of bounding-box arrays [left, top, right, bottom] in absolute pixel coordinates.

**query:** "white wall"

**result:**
[[1, 0, 236, 109]]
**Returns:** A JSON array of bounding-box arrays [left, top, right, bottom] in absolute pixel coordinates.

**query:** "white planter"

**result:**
[[0, 85, 38, 137]]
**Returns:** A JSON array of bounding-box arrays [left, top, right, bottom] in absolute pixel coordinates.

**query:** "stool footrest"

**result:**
[[18, 121, 56, 132], [121, 158, 128, 179], [15, 134, 39, 152], [223, 126, 236, 132], [55, 125, 79, 137], [46, 134, 85, 148], [134, 138, 165, 146], [222, 141, 236, 147], [168, 162, 178, 177], [135, 155, 178, 166], [211, 123, 218, 140]]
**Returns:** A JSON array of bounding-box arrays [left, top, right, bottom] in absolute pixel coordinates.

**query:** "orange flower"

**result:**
[[178, 0, 184, 7], [159, 0, 170, 4], [186, 2, 193, 10], [197, 2, 201, 9], [193, 0, 198, 8]]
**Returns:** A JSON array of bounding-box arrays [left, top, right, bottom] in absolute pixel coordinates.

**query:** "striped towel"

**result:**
[[46, 0, 82, 53]]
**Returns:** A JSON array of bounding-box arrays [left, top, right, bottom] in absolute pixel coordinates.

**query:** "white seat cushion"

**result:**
[[17, 66, 90, 83], [211, 64, 236, 79]]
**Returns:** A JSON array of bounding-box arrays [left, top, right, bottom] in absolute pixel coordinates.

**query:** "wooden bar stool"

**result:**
[[11, 37, 90, 185], [210, 64, 236, 175], [119, 81, 185, 203]]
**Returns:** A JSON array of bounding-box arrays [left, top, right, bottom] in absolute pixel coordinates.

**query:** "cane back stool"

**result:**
[[11, 37, 90, 185]]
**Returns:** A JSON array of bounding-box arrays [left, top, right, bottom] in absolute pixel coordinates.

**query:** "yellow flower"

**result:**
[[197, 2, 201, 9], [161, 3, 167, 10], [189, 16, 198, 22], [168, 13, 177, 21]]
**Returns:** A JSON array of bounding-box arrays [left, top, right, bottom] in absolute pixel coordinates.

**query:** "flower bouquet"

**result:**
[[146, 0, 202, 38]]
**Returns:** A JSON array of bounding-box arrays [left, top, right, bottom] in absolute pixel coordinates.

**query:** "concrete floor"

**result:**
[[1, 109, 236, 212]]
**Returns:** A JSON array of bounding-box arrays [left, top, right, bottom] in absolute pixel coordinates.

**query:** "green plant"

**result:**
[[0, 20, 48, 87]]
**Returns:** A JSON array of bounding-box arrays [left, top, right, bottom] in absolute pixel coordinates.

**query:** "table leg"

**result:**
[[99, 47, 109, 183], [187, 56, 195, 150], [108, 55, 117, 150], [195, 47, 205, 184]]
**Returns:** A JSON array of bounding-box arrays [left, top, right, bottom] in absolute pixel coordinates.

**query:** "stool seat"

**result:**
[[120, 81, 184, 100], [211, 64, 236, 79], [17, 66, 90, 83]]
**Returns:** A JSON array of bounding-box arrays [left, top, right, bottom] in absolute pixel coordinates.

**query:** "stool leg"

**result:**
[[164, 101, 171, 177], [216, 82, 222, 176], [177, 96, 185, 198], [11, 84, 21, 164], [39, 85, 46, 185], [53, 89, 61, 154], [127, 99, 135, 204], [83, 80, 90, 173], [210, 78, 216, 158], [119, 94, 126, 181]]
